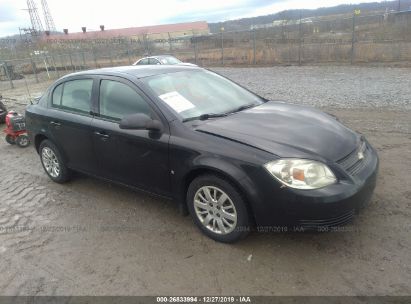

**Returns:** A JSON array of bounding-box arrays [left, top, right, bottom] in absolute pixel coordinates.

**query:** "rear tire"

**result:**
[[5, 135, 15, 145], [187, 174, 250, 243], [39, 139, 71, 183], [16, 134, 30, 148]]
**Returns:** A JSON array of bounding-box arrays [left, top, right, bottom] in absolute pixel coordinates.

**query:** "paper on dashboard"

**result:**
[[158, 91, 195, 113]]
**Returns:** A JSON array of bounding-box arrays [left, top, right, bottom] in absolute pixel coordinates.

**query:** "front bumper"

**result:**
[[251, 144, 379, 230]]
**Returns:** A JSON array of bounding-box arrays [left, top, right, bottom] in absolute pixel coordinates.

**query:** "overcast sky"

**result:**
[[1, 0, 380, 37]]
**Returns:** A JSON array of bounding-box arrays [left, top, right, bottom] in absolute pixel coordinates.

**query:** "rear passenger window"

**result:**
[[99, 80, 151, 121], [52, 79, 93, 114]]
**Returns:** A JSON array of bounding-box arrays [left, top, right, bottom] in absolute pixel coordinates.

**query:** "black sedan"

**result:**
[[0, 95, 7, 123], [25, 65, 378, 243]]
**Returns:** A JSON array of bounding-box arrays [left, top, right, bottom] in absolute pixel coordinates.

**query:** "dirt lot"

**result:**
[[0, 66, 410, 296]]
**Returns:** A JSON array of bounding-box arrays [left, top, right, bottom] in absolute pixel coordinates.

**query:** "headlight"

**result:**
[[264, 159, 336, 190]]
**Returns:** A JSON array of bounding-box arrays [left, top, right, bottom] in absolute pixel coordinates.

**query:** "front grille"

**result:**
[[337, 141, 371, 176], [297, 210, 355, 230]]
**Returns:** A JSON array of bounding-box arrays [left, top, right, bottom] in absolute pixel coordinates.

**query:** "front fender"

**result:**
[[173, 155, 261, 219]]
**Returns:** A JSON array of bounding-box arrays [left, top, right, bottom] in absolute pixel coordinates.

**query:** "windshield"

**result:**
[[159, 56, 182, 65], [143, 70, 265, 121]]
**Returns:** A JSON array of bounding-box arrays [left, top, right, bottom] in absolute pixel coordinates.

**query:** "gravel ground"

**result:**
[[0, 66, 410, 296], [213, 66, 411, 110]]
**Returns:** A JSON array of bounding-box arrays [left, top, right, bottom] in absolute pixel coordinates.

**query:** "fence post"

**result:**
[[127, 48, 132, 65], [69, 53, 74, 71], [351, 13, 356, 65], [142, 35, 147, 55], [91, 46, 98, 68], [31, 59, 39, 83], [109, 49, 114, 66], [168, 32, 173, 52], [51, 55, 59, 78], [61, 54, 68, 72], [193, 38, 198, 65], [3, 61, 14, 89], [298, 11, 303, 66], [43, 55, 51, 79], [82, 52, 86, 69], [58, 54, 64, 72], [143, 34, 151, 55], [253, 29, 256, 65], [221, 29, 224, 65], [147, 37, 151, 56]]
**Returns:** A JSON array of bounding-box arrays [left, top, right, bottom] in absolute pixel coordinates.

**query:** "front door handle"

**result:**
[[94, 131, 110, 139], [50, 121, 61, 127]]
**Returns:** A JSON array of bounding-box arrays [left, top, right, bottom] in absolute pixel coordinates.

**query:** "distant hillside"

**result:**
[[0, 31, 64, 42], [209, 0, 411, 32]]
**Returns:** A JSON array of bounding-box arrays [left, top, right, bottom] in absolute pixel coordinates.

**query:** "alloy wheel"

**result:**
[[41, 147, 60, 178], [193, 186, 238, 235]]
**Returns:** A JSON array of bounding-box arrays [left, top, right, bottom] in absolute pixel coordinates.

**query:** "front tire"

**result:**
[[187, 175, 250, 243], [39, 139, 71, 183]]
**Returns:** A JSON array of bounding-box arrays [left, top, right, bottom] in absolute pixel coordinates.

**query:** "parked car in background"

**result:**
[[0, 95, 7, 123], [133, 55, 196, 66], [25, 65, 378, 243]]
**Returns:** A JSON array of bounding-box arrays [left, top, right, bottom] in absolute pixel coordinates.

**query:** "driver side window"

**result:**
[[99, 80, 151, 121]]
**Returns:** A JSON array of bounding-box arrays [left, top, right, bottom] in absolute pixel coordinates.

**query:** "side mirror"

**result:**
[[119, 113, 162, 132]]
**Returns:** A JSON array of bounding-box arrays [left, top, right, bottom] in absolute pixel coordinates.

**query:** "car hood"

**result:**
[[195, 101, 359, 161]]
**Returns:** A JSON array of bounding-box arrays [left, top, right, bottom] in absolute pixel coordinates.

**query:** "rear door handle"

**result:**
[[94, 131, 110, 139], [50, 121, 61, 127]]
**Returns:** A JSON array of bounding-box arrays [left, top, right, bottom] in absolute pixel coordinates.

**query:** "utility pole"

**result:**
[[221, 27, 224, 65], [192, 31, 198, 65], [26, 0, 44, 34], [41, 0, 56, 32], [167, 32, 172, 52], [351, 10, 360, 64], [252, 28, 256, 65], [398, 0, 401, 11], [351, 13, 356, 65]]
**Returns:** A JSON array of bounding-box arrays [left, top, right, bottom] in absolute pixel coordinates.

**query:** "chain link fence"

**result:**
[[1, 10, 410, 92]]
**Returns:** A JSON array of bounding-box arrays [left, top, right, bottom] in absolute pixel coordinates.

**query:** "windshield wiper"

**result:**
[[182, 113, 227, 122], [227, 103, 258, 114]]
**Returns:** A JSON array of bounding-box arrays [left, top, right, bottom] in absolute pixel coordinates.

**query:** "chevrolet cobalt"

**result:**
[[26, 66, 378, 243]]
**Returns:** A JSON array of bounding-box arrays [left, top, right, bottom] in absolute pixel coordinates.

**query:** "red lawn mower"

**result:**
[[3, 111, 30, 148]]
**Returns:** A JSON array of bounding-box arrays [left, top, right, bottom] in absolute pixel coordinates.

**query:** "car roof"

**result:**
[[137, 55, 176, 61], [60, 65, 201, 80], [146, 55, 176, 59]]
